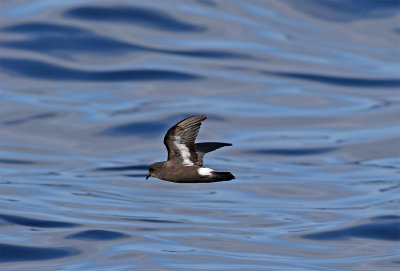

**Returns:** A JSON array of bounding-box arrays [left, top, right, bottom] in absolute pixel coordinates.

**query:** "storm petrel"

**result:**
[[146, 115, 234, 183]]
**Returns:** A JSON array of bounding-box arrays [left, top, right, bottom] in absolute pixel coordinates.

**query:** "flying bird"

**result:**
[[146, 115, 234, 183]]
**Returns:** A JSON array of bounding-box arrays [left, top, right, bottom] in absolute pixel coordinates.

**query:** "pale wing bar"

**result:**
[[164, 115, 207, 165]]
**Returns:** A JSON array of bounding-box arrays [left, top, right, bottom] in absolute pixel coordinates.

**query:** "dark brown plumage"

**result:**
[[146, 115, 234, 183]]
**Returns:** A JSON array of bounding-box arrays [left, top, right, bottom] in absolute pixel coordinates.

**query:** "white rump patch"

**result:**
[[198, 167, 214, 176], [173, 136, 193, 165]]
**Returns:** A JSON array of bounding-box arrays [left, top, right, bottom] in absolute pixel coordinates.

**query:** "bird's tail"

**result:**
[[211, 171, 235, 182]]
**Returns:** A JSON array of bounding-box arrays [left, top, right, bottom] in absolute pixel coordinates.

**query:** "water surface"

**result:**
[[1, 1, 399, 270]]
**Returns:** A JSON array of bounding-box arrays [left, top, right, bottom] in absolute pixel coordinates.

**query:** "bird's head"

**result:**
[[146, 162, 164, 180]]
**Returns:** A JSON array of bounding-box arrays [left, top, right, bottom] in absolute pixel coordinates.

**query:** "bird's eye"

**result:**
[[149, 168, 154, 172]]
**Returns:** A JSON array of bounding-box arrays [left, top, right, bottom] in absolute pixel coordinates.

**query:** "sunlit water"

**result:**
[[1, 1, 399, 270]]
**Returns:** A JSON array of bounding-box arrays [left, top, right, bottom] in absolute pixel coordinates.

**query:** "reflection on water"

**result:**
[[0, 0, 399, 270]]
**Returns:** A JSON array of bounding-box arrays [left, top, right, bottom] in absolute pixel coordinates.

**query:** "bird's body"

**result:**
[[147, 115, 234, 183]]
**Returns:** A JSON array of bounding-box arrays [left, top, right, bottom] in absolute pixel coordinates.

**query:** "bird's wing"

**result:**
[[195, 142, 232, 166], [164, 115, 206, 165]]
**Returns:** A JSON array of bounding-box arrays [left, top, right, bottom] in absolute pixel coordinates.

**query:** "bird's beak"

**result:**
[[146, 173, 151, 180]]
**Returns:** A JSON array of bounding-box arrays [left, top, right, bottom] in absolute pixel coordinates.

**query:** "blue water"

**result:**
[[1, 1, 399, 270]]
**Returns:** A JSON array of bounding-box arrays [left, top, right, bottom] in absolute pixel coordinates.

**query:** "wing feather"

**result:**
[[164, 115, 207, 165]]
